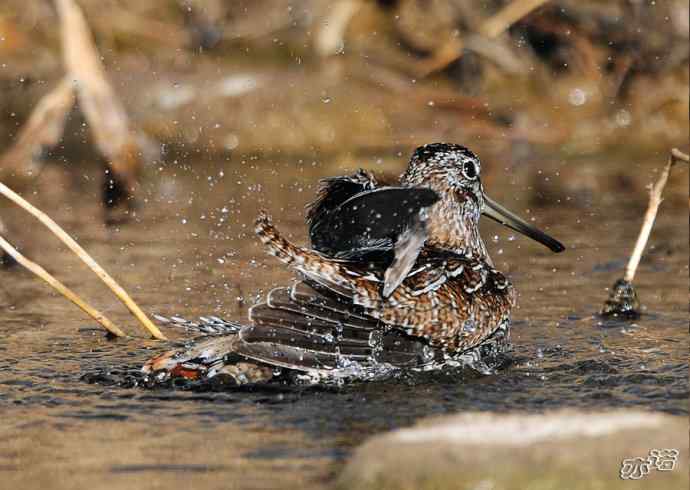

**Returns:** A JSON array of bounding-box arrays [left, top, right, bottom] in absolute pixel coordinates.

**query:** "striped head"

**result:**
[[400, 143, 565, 259], [402, 144, 483, 202], [400, 143, 487, 257]]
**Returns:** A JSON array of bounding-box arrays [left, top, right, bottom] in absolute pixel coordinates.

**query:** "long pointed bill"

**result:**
[[483, 195, 565, 253]]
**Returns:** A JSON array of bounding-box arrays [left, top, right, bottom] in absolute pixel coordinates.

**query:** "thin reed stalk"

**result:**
[[0, 181, 166, 340], [624, 148, 688, 282], [0, 235, 126, 337]]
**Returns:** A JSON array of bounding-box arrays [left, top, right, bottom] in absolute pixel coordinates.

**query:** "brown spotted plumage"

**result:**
[[254, 213, 514, 353], [143, 143, 564, 385]]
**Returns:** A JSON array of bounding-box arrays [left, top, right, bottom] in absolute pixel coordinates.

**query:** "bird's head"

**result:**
[[401, 143, 564, 256]]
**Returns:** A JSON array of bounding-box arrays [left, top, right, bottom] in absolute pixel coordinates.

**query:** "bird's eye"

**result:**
[[462, 161, 478, 180]]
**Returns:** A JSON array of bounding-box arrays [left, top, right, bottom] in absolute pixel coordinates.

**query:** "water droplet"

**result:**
[[421, 345, 435, 362], [568, 88, 587, 106], [368, 330, 383, 348], [615, 109, 632, 127]]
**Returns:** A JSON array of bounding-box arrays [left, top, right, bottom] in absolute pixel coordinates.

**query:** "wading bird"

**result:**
[[144, 143, 564, 385]]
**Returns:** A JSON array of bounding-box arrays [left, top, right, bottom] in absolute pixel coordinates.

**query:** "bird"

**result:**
[[142, 143, 564, 386]]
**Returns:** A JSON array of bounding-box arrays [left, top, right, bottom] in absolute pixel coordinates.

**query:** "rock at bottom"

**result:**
[[338, 409, 687, 490]]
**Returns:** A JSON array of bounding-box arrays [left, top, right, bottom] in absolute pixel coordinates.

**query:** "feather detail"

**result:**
[[383, 214, 427, 298]]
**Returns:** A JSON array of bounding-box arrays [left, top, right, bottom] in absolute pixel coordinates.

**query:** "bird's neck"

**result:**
[[424, 196, 491, 263], [401, 173, 491, 262]]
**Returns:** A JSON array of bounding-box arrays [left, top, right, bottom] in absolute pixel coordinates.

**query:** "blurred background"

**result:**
[[1, 0, 688, 158]]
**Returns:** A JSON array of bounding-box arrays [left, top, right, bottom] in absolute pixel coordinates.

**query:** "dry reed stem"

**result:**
[[56, 0, 131, 161], [414, 38, 464, 78], [314, 0, 362, 57], [56, 0, 143, 194], [480, 0, 551, 38], [0, 235, 126, 337], [670, 148, 689, 163], [0, 78, 75, 183], [623, 148, 688, 282], [0, 181, 167, 340]]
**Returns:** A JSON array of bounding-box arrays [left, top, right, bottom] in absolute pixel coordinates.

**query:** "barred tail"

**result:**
[[152, 314, 242, 335], [255, 211, 314, 265], [254, 211, 356, 296]]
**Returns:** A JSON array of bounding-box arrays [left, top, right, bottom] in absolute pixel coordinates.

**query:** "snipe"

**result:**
[[144, 143, 564, 385]]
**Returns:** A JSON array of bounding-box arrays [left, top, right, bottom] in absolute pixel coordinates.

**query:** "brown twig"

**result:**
[[0, 78, 75, 184], [0, 180, 167, 340], [414, 38, 464, 78], [314, 0, 362, 57], [602, 148, 688, 318], [624, 148, 688, 282], [670, 148, 689, 164], [56, 0, 143, 208], [56, 0, 131, 160], [0, 235, 126, 337]]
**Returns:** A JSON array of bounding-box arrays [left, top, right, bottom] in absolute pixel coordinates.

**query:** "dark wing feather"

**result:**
[[306, 169, 378, 230], [241, 282, 437, 370], [309, 185, 439, 258], [145, 278, 439, 379], [268, 286, 373, 329], [305, 171, 439, 297]]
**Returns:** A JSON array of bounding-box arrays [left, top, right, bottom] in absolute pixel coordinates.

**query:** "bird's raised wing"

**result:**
[[143, 280, 438, 382], [307, 171, 439, 260], [306, 169, 379, 231]]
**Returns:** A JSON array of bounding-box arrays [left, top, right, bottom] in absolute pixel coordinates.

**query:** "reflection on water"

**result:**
[[0, 154, 687, 489]]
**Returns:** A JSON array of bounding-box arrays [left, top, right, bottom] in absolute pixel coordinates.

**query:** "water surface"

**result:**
[[0, 153, 687, 490]]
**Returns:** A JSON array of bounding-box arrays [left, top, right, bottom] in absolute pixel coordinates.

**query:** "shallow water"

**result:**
[[0, 153, 687, 490]]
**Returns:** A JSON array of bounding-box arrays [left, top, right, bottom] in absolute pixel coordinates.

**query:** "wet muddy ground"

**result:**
[[0, 153, 687, 490]]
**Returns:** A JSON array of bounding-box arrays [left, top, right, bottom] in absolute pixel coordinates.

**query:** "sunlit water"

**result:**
[[0, 154, 687, 489]]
